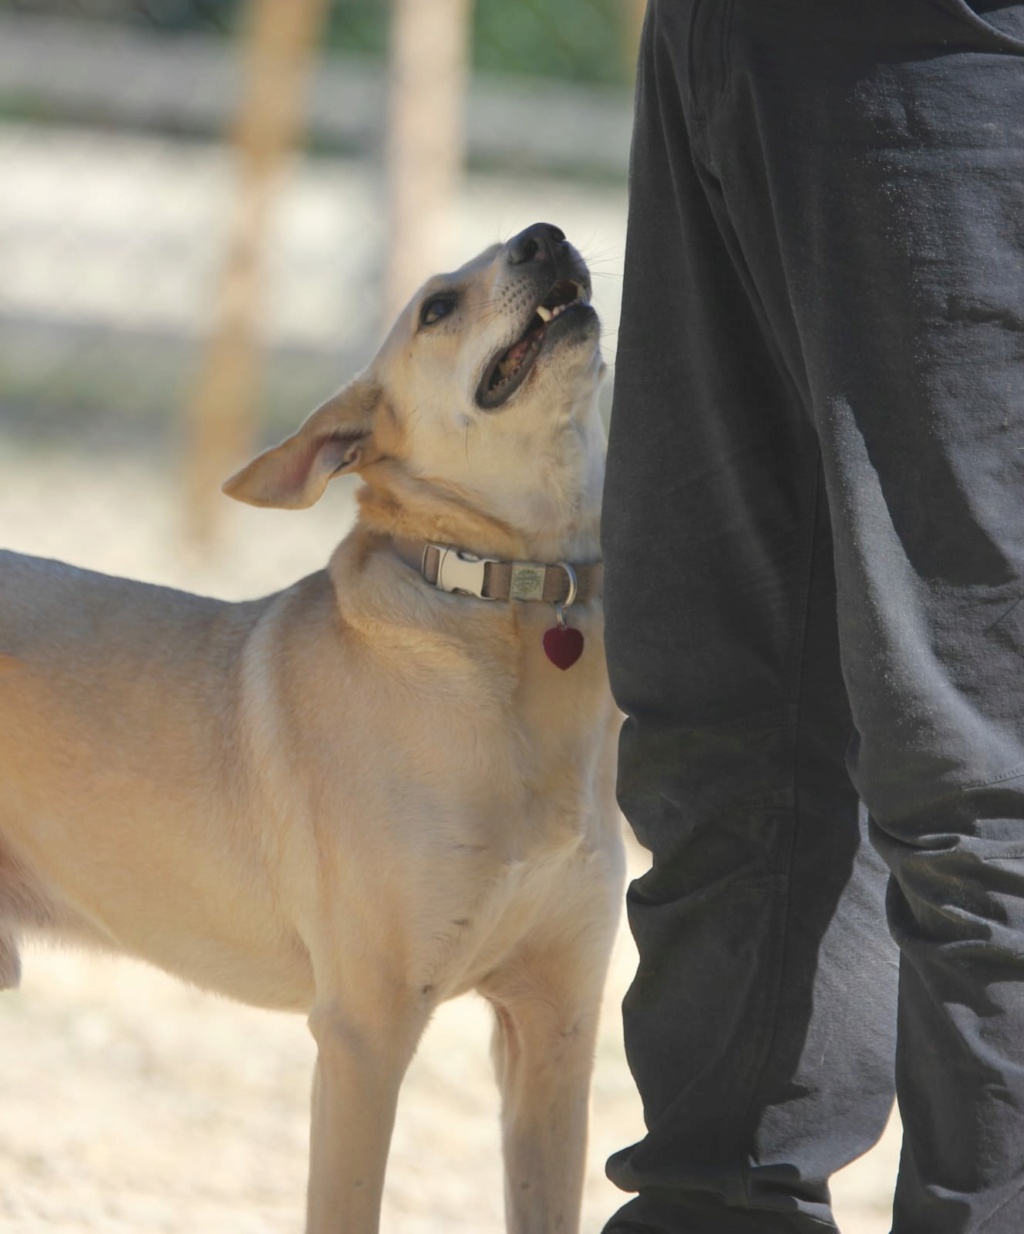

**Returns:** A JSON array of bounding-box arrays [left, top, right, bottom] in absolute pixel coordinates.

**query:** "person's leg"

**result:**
[[710, 3, 1024, 1230], [602, 4, 897, 1231]]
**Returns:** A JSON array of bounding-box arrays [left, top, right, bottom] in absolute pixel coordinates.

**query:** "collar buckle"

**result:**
[[429, 545, 499, 599]]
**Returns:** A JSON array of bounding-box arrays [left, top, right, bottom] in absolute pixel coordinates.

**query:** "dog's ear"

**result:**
[[222, 379, 380, 509]]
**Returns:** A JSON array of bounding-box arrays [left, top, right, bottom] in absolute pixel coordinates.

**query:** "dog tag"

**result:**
[[543, 624, 584, 670]]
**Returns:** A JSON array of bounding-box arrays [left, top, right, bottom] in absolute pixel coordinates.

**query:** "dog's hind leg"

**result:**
[[305, 989, 430, 1234], [0, 929, 21, 989], [0, 845, 31, 989]]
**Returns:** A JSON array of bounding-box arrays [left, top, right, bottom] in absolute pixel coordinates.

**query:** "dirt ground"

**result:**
[[0, 454, 901, 1232]]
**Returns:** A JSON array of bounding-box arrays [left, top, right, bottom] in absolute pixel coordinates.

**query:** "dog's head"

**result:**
[[223, 224, 606, 547]]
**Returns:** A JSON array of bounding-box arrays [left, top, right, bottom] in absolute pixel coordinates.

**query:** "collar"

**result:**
[[390, 537, 602, 609]]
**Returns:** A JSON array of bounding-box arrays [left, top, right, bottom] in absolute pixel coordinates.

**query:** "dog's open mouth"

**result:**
[[476, 280, 591, 410]]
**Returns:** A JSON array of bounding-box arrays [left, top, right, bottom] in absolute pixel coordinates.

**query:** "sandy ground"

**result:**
[[0, 453, 901, 1232]]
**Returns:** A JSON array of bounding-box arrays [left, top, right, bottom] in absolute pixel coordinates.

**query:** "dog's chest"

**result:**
[[401, 682, 620, 1001], [416, 824, 612, 1004]]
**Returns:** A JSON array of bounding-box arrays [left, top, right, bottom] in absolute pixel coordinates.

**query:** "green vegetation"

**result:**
[[17, 0, 633, 86], [324, 0, 634, 86]]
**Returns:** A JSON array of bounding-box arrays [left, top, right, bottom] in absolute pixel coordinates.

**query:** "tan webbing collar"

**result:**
[[391, 538, 602, 608]]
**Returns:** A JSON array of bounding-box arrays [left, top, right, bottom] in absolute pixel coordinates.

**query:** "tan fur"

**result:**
[[0, 228, 624, 1233]]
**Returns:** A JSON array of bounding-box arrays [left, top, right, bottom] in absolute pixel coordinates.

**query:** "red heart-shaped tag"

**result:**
[[542, 625, 584, 670]]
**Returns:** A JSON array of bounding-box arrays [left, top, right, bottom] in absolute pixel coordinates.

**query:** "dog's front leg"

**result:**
[[305, 999, 426, 1234], [487, 951, 609, 1234]]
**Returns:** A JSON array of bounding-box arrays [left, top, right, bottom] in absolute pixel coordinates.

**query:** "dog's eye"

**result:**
[[420, 296, 456, 327]]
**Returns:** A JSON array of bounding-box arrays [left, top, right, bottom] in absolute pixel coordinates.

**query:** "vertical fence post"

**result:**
[[624, 0, 647, 76], [384, 0, 473, 323], [183, 0, 330, 548]]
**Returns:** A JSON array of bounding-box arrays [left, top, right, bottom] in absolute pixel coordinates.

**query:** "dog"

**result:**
[[0, 222, 625, 1233]]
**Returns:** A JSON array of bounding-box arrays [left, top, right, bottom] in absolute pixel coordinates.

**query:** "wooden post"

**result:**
[[384, 0, 473, 322], [622, 0, 647, 79], [183, 0, 330, 547]]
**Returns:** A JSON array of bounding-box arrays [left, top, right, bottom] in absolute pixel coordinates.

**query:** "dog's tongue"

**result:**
[[499, 337, 531, 376]]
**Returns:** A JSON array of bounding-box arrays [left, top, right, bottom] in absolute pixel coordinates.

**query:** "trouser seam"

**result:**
[[736, 454, 826, 1206], [973, 1173, 1024, 1232]]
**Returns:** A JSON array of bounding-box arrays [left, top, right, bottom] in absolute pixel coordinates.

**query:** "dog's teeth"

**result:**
[[536, 305, 553, 323]]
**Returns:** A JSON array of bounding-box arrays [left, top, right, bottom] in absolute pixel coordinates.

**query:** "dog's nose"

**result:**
[[507, 222, 567, 266]]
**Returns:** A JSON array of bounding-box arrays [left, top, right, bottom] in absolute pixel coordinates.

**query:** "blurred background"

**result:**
[[0, 3, 899, 1231]]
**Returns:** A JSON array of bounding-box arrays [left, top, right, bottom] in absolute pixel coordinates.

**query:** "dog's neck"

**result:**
[[353, 456, 603, 566]]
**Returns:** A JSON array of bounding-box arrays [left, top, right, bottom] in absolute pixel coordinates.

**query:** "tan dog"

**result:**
[[0, 223, 624, 1233]]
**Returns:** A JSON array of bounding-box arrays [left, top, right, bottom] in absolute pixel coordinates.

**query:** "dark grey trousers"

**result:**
[[601, 3, 1024, 1231]]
